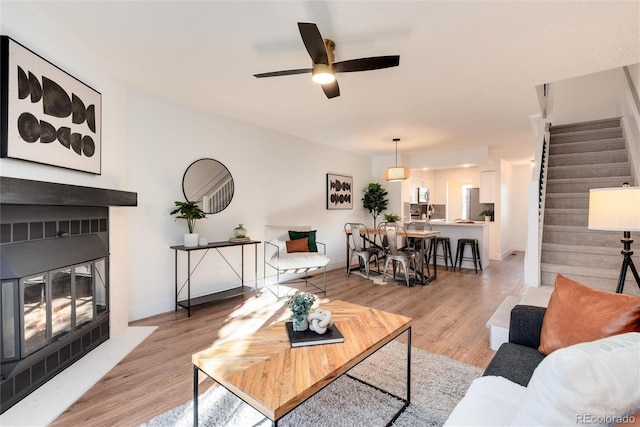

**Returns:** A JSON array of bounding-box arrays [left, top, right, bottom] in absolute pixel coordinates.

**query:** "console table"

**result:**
[[171, 240, 261, 317]]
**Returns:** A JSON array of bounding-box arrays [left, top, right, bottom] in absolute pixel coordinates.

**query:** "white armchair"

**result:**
[[264, 225, 330, 298]]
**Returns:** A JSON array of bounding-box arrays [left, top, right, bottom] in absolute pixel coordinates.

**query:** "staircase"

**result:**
[[540, 117, 639, 296]]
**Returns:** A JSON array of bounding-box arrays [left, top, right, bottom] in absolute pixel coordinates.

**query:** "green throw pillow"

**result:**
[[288, 230, 318, 252]]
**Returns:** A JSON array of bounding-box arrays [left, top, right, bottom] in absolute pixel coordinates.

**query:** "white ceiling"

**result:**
[[20, 1, 640, 166]]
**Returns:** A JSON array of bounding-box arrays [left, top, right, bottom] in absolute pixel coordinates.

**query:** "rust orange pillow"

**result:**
[[286, 237, 309, 253], [538, 274, 640, 355]]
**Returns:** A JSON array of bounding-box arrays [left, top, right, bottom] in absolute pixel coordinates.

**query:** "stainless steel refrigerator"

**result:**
[[467, 188, 494, 221]]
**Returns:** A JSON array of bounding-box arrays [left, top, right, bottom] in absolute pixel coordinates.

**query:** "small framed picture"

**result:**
[[1, 36, 102, 174], [326, 173, 353, 210]]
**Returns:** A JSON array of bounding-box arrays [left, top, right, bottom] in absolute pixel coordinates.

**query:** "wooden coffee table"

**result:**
[[192, 300, 412, 426]]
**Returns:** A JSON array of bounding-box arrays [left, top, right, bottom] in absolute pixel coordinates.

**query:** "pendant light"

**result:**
[[382, 138, 411, 182]]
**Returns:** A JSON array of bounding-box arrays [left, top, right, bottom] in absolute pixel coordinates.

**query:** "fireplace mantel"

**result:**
[[0, 177, 137, 207]]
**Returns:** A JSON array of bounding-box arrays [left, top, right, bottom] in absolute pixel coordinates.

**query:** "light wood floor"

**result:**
[[51, 252, 526, 427]]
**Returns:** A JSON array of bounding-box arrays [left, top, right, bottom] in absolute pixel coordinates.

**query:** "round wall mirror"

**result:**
[[182, 158, 234, 214]]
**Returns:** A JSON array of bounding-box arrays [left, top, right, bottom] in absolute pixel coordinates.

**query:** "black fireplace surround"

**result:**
[[0, 177, 136, 413]]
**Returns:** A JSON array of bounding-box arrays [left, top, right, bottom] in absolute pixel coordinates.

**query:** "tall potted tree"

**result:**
[[362, 183, 389, 229], [171, 200, 207, 247]]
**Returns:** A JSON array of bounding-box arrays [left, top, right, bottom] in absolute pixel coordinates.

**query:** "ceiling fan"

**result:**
[[254, 22, 400, 99]]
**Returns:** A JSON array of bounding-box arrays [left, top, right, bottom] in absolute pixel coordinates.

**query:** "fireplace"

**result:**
[[0, 177, 136, 413]]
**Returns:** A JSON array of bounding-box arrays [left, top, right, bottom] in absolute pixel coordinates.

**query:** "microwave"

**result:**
[[417, 187, 429, 204]]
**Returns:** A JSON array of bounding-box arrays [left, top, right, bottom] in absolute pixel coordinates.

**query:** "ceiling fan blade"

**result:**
[[253, 68, 312, 78], [321, 80, 340, 99], [298, 22, 329, 64], [334, 55, 400, 73]]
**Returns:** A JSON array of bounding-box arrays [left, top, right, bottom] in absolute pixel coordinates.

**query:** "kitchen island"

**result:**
[[422, 220, 490, 270]]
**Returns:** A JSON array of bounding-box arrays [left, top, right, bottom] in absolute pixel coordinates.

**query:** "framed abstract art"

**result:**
[[326, 173, 353, 210], [1, 36, 102, 174]]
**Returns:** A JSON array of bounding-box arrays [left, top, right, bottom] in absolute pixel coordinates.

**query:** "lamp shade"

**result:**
[[588, 186, 640, 231], [383, 138, 410, 182], [382, 166, 411, 182]]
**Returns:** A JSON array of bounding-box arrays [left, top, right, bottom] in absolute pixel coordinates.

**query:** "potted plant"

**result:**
[[362, 183, 389, 228], [383, 213, 401, 223], [480, 209, 494, 222], [171, 200, 207, 247], [287, 291, 316, 331]]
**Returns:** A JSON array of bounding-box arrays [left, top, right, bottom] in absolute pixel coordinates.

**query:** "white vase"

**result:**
[[292, 316, 309, 332], [484, 216, 491, 222], [184, 233, 199, 247]]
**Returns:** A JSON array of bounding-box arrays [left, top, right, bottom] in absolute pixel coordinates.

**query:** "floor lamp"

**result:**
[[588, 184, 640, 294]]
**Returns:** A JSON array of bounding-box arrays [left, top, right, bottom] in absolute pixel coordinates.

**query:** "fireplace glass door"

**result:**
[[16, 259, 105, 358], [75, 263, 94, 327], [95, 259, 107, 316], [51, 263, 96, 338], [22, 274, 48, 355], [2, 280, 18, 360], [51, 268, 72, 339]]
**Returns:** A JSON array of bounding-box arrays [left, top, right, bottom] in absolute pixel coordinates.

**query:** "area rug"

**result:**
[[142, 340, 481, 427]]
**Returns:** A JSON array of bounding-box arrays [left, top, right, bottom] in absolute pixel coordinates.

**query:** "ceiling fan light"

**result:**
[[312, 63, 335, 84], [383, 166, 411, 182]]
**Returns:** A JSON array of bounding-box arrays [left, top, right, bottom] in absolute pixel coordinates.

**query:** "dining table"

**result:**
[[345, 225, 440, 285]]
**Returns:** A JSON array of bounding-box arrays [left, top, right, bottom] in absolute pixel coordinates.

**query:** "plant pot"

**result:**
[[184, 233, 199, 247], [292, 316, 309, 332], [484, 216, 491, 222]]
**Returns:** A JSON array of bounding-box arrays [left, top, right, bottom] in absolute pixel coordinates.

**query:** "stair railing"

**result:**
[[524, 115, 551, 286], [204, 177, 234, 213]]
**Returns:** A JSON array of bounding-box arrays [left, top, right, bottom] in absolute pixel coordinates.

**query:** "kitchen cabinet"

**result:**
[[479, 171, 495, 203], [408, 176, 435, 204]]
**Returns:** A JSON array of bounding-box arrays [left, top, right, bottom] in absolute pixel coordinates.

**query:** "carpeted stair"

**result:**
[[540, 117, 639, 296]]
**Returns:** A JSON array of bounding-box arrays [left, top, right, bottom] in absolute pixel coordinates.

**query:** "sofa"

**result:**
[[445, 275, 640, 426], [482, 304, 547, 386]]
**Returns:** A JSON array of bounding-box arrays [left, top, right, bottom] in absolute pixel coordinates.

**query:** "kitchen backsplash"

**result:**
[[430, 204, 445, 219], [410, 203, 445, 220]]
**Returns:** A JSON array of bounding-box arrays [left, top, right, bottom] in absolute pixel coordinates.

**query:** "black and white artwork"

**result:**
[[1, 36, 101, 174], [326, 173, 353, 210]]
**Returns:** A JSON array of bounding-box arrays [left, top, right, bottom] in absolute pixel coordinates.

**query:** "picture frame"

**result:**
[[326, 173, 353, 210], [1, 36, 102, 174]]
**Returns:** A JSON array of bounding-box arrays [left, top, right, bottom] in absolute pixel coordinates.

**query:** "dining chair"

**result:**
[[405, 221, 430, 276], [378, 223, 416, 287], [344, 223, 382, 279], [405, 221, 425, 249]]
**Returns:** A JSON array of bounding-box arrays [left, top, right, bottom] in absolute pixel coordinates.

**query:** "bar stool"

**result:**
[[455, 238, 483, 273], [429, 236, 454, 270]]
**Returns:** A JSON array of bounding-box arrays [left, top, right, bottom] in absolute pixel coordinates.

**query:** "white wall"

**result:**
[[127, 93, 372, 320], [500, 160, 511, 258], [410, 146, 490, 170], [547, 68, 623, 125], [1, 2, 134, 335], [371, 154, 403, 225], [1, 2, 373, 323], [507, 164, 531, 252], [621, 65, 640, 185]]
